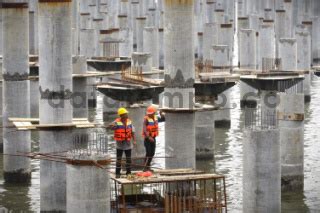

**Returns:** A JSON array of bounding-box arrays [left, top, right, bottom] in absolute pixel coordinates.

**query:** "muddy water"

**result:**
[[0, 78, 320, 212]]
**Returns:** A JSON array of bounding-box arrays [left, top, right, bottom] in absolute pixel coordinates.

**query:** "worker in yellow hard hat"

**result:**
[[109, 107, 136, 178], [142, 105, 165, 171]]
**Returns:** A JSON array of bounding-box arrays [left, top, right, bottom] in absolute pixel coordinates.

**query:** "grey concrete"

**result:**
[[205, 0, 215, 23], [278, 93, 304, 191], [312, 16, 320, 66], [128, 104, 148, 164], [73, 56, 88, 119], [203, 23, 218, 61], [217, 24, 234, 62], [66, 154, 110, 213], [163, 0, 196, 169], [296, 26, 311, 102], [29, 0, 39, 55], [258, 23, 276, 70], [30, 80, 39, 118], [195, 110, 215, 160], [136, 17, 147, 52], [279, 38, 297, 71], [239, 29, 256, 69], [275, 10, 286, 58], [119, 15, 133, 57], [38, 1, 73, 211], [197, 32, 203, 59], [132, 52, 152, 73], [2, 2, 31, 183], [243, 129, 281, 213], [143, 27, 159, 68]]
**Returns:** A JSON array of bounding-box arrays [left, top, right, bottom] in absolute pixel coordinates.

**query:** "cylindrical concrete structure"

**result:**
[[143, 27, 159, 68], [159, 28, 164, 69], [311, 16, 320, 66], [243, 129, 281, 213], [217, 24, 234, 62], [136, 17, 147, 52], [30, 79, 39, 118], [278, 92, 304, 192], [279, 38, 297, 71], [118, 15, 133, 57], [258, 23, 276, 70], [2, 1, 31, 183], [239, 29, 256, 69], [210, 45, 229, 67], [195, 110, 215, 160], [296, 26, 311, 102], [163, 0, 196, 170], [206, 0, 215, 23], [38, 1, 73, 211], [275, 10, 286, 58], [66, 154, 110, 213], [72, 56, 88, 119], [203, 23, 218, 61]]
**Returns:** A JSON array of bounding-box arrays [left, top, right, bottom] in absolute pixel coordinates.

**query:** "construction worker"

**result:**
[[109, 107, 136, 178], [143, 105, 165, 171]]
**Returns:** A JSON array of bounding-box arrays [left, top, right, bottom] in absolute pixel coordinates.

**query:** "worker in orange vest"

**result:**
[[142, 105, 165, 171], [109, 107, 136, 178]]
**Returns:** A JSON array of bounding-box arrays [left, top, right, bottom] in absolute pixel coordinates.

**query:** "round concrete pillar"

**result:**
[[258, 23, 276, 70], [195, 110, 215, 160], [278, 93, 304, 192], [67, 154, 110, 213], [38, 1, 73, 211], [203, 23, 218, 61], [243, 129, 281, 213], [2, 2, 31, 183], [143, 27, 159, 68], [136, 17, 147, 52], [279, 38, 297, 71]]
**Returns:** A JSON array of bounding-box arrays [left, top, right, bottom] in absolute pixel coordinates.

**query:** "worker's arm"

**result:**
[[107, 121, 117, 130]]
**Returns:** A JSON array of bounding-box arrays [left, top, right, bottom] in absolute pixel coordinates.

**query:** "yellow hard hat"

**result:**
[[118, 107, 128, 116]]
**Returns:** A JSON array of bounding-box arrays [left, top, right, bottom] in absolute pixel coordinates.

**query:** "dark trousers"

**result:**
[[144, 138, 156, 168], [116, 149, 132, 175]]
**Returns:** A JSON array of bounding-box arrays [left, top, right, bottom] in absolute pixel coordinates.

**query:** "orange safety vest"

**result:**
[[114, 118, 133, 142], [143, 115, 159, 138]]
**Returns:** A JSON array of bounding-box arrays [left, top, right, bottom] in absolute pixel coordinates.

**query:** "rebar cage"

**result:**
[[111, 176, 227, 213], [244, 107, 278, 130]]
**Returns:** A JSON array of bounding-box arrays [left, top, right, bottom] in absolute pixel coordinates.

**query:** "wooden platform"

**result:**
[[111, 168, 224, 185], [8, 117, 96, 130]]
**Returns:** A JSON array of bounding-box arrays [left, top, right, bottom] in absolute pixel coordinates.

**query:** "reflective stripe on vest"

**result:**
[[114, 118, 133, 142], [143, 115, 159, 138]]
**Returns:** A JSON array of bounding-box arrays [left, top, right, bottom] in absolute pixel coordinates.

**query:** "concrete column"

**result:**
[[143, 27, 159, 68], [277, 92, 304, 191], [163, 0, 196, 169], [73, 56, 88, 119], [275, 10, 285, 58], [119, 15, 133, 57], [239, 29, 256, 69], [80, 29, 96, 56], [30, 79, 39, 118], [217, 24, 234, 62], [260, 90, 278, 125], [296, 26, 311, 102], [203, 23, 218, 61], [108, 0, 119, 28], [312, 16, 320, 66], [66, 154, 110, 213], [29, 0, 39, 55], [131, 1, 139, 50], [38, 1, 73, 211], [279, 38, 297, 71], [197, 32, 203, 59], [283, 0, 293, 37], [131, 52, 152, 73], [136, 17, 146, 52], [128, 104, 148, 163], [196, 109, 215, 160], [258, 23, 276, 70], [159, 28, 164, 69], [239, 29, 258, 108], [206, 0, 215, 23], [146, 8, 157, 27], [2, 1, 31, 183], [243, 128, 281, 213], [210, 45, 231, 127], [214, 9, 225, 25]]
